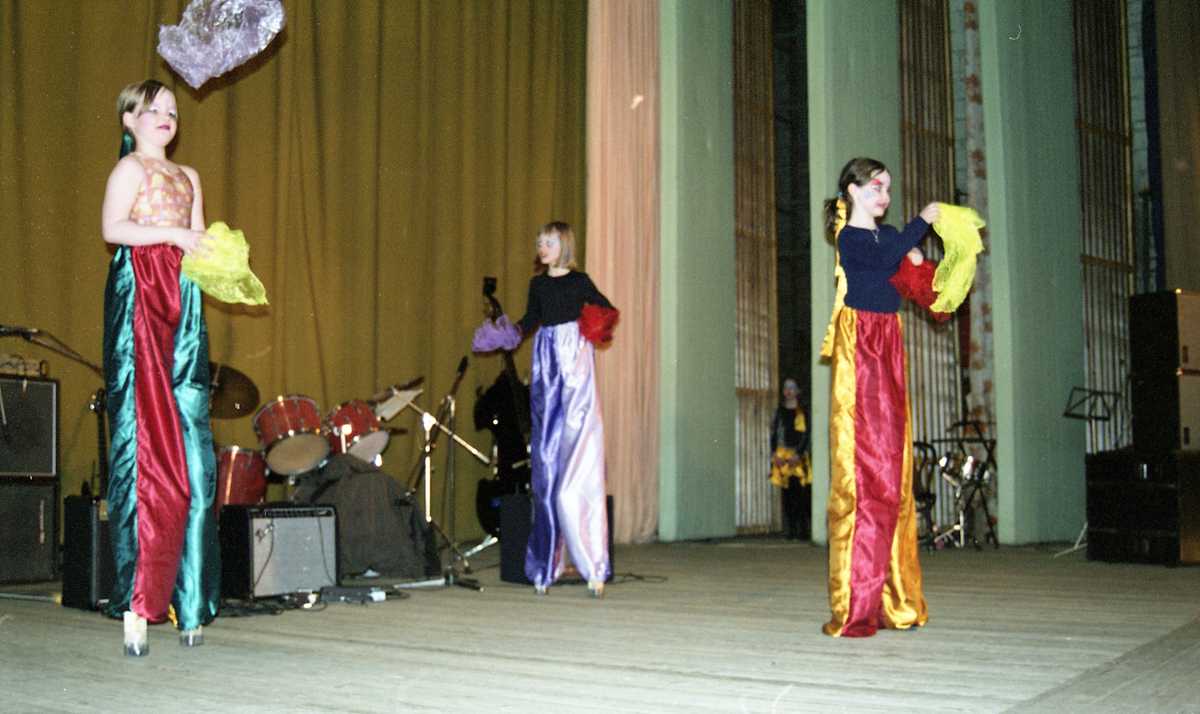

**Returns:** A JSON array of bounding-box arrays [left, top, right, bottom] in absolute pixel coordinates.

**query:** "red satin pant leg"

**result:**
[[825, 309, 926, 637], [130, 245, 193, 622]]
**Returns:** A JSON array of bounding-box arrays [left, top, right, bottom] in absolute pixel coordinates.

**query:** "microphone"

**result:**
[[0, 325, 38, 335], [456, 356, 468, 377]]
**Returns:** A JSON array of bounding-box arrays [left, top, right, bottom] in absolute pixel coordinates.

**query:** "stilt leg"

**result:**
[[123, 611, 148, 657]]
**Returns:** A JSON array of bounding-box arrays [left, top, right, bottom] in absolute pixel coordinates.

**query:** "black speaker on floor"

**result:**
[[499, 494, 614, 584], [0, 478, 58, 583], [1086, 450, 1200, 565], [0, 376, 58, 478], [220, 503, 339, 599], [61, 496, 116, 610], [499, 494, 532, 584]]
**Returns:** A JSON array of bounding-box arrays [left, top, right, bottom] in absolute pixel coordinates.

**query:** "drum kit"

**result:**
[[208, 362, 419, 509], [210, 358, 495, 591]]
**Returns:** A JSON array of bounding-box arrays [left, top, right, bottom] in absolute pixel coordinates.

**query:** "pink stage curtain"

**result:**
[[585, 0, 661, 544]]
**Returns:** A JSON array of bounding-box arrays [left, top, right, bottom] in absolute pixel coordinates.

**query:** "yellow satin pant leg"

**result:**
[[823, 308, 859, 636], [880, 405, 929, 629]]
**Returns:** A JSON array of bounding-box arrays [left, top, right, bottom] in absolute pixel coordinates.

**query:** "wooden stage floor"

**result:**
[[1, 538, 1198, 713]]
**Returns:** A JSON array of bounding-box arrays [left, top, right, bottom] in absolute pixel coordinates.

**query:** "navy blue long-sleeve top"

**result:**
[[839, 216, 930, 314], [516, 270, 614, 334]]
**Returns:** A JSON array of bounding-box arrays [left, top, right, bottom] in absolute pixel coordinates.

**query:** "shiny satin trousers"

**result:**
[[824, 308, 927, 637], [104, 244, 220, 631], [525, 322, 610, 586]]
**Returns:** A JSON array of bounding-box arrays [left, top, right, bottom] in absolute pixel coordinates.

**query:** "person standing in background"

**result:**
[[770, 378, 811, 541]]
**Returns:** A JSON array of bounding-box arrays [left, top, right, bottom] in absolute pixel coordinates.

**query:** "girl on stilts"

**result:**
[[821, 157, 936, 637], [473, 221, 618, 596], [101, 79, 220, 655]]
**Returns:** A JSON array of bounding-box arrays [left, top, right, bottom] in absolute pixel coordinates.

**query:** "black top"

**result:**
[[516, 270, 614, 334], [839, 216, 930, 314], [770, 406, 810, 454]]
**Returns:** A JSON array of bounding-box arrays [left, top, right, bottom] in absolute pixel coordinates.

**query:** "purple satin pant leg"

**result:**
[[525, 323, 610, 586]]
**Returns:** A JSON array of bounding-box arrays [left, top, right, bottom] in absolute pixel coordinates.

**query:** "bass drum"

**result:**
[[215, 446, 267, 508]]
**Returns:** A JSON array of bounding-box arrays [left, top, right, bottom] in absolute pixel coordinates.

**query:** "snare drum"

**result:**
[[215, 446, 267, 507], [253, 395, 330, 475], [326, 400, 390, 462]]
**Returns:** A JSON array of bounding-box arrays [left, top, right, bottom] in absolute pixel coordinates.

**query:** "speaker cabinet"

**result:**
[[1131, 291, 1200, 452], [1131, 372, 1200, 452], [0, 478, 58, 583], [0, 376, 58, 477], [499, 494, 614, 585], [220, 503, 339, 599], [61, 496, 116, 610], [1086, 450, 1200, 565], [499, 494, 532, 584], [1130, 290, 1200, 375]]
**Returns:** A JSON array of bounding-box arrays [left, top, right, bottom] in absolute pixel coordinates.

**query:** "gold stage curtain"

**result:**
[[586, 0, 660, 543], [0, 0, 586, 540]]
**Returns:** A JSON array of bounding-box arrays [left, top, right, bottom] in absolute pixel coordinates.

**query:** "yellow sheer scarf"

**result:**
[[180, 222, 268, 305], [928, 203, 985, 313]]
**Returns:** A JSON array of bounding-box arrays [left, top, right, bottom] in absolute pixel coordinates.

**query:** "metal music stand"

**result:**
[[395, 359, 490, 591], [1055, 387, 1122, 557]]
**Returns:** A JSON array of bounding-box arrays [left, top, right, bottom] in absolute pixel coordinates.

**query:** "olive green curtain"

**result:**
[[0, 0, 586, 540]]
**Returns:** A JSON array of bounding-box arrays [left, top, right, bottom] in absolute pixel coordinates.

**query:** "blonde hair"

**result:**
[[536, 221, 578, 272]]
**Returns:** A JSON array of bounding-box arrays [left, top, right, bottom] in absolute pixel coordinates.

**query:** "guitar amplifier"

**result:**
[[0, 376, 58, 478], [61, 496, 116, 610], [0, 478, 58, 583], [220, 503, 339, 599]]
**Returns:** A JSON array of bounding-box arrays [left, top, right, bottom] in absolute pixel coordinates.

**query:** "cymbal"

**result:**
[[364, 376, 425, 405], [208, 362, 260, 419]]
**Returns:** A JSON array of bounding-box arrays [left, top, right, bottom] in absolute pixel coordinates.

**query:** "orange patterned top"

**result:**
[[128, 155, 193, 228]]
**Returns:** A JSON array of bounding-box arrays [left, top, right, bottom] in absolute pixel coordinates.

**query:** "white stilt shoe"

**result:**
[[180, 626, 203, 646], [123, 612, 148, 657]]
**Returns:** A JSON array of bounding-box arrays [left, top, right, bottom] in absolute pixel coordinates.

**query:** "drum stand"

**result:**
[[399, 360, 491, 591], [932, 453, 999, 550]]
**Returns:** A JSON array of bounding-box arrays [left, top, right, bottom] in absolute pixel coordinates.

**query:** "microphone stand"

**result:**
[[3, 329, 103, 379], [398, 357, 490, 591]]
